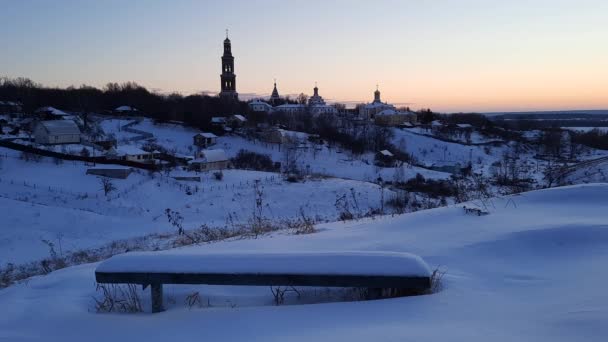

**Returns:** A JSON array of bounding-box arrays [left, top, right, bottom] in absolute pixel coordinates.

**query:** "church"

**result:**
[[266, 82, 337, 116], [219, 31, 238, 100], [359, 86, 417, 126], [224, 33, 413, 124]]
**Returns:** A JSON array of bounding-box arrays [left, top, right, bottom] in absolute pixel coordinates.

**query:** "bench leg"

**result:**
[[151, 283, 164, 313]]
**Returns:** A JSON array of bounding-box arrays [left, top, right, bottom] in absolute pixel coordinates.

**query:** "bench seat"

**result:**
[[95, 251, 432, 312]]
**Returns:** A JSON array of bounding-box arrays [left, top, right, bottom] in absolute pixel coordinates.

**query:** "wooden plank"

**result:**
[[96, 272, 431, 290]]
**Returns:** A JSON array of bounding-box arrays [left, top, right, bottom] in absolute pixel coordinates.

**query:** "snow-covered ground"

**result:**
[[1, 184, 607, 341], [99, 118, 451, 182], [391, 128, 506, 171], [0, 147, 389, 264]]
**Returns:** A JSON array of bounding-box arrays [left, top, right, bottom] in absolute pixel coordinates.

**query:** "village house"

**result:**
[[375, 149, 396, 167], [211, 117, 227, 126], [108, 145, 153, 162], [33, 120, 81, 145], [188, 149, 229, 171], [193, 132, 218, 148], [0, 101, 22, 114], [35, 106, 69, 119], [114, 106, 138, 115], [228, 114, 247, 127]]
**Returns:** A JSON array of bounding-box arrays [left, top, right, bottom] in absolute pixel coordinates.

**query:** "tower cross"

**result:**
[[226, 29, 229, 39]]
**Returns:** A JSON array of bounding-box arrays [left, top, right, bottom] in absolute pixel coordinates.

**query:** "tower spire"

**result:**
[[374, 85, 381, 103], [220, 32, 237, 100]]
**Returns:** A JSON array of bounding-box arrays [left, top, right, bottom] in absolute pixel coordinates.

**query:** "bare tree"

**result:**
[[100, 178, 116, 196], [296, 93, 308, 105], [165, 209, 184, 235]]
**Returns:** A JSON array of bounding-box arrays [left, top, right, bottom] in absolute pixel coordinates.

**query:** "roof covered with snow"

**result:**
[[36, 120, 81, 135], [190, 149, 228, 163], [114, 145, 148, 156], [195, 132, 218, 139], [275, 104, 306, 109], [115, 106, 137, 112], [379, 150, 394, 157], [0, 101, 22, 106], [36, 106, 68, 116], [232, 114, 247, 121]]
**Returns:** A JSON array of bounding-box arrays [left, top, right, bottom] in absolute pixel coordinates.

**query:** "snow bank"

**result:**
[[96, 251, 431, 277]]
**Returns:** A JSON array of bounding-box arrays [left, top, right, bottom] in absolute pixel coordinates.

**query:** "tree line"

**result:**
[[0, 76, 248, 130]]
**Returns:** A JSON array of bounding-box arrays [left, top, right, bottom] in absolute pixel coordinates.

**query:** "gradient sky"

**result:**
[[1, 0, 607, 112]]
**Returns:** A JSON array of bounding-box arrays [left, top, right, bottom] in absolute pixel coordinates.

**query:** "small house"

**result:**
[[109, 145, 153, 162], [228, 114, 247, 127], [211, 117, 227, 126], [193, 132, 218, 148], [375, 149, 395, 167], [188, 149, 229, 171], [114, 106, 138, 115], [34, 120, 81, 145], [0, 101, 22, 114], [35, 106, 69, 119]]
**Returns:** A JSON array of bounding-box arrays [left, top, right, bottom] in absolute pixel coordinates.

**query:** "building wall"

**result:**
[[123, 154, 151, 162], [375, 113, 417, 126], [34, 127, 80, 145], [190, 160, 229, 171]]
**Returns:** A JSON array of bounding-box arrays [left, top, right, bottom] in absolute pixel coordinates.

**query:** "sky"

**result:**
[[1, 0, 607, 112]]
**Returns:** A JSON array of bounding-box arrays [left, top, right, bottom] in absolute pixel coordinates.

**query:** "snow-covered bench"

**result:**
[[95, 251, 432, 313]]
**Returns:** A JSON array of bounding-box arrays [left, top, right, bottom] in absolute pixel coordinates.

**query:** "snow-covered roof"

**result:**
[[376, 109, 399, 116], [36, 106, 68, 116], [275, 104, 306, 109], [275, 128, 309, 139], [115, 106, 137, 112], [211, 117, 227, 123], [195, 132, 218, 139], [0, 101, 21, 106], [37, 120, 81, 135], [456, 123, 473, 128], [431, 120, 443, 126], [190, 149, 228, 163], [232, 114, 247, 121], [379, 150, 394, 157], [364, 102, 395, 109], [114, 145, 148, 156]]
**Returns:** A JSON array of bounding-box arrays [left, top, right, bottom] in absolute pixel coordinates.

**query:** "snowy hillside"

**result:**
[[0, 184, 607, 341], [0, 147, 390, 264]]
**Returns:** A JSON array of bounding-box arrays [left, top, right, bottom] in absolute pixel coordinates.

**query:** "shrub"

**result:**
[[213, 170, 223, 181], [231, 149, 276, 171]]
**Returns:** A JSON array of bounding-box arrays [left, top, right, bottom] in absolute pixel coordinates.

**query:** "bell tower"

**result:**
[[220, 29, 238, 100]]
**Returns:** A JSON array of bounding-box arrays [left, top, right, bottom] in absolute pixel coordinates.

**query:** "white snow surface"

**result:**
[[96, 251, 431, 277], [1, 184, 608, 341]]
